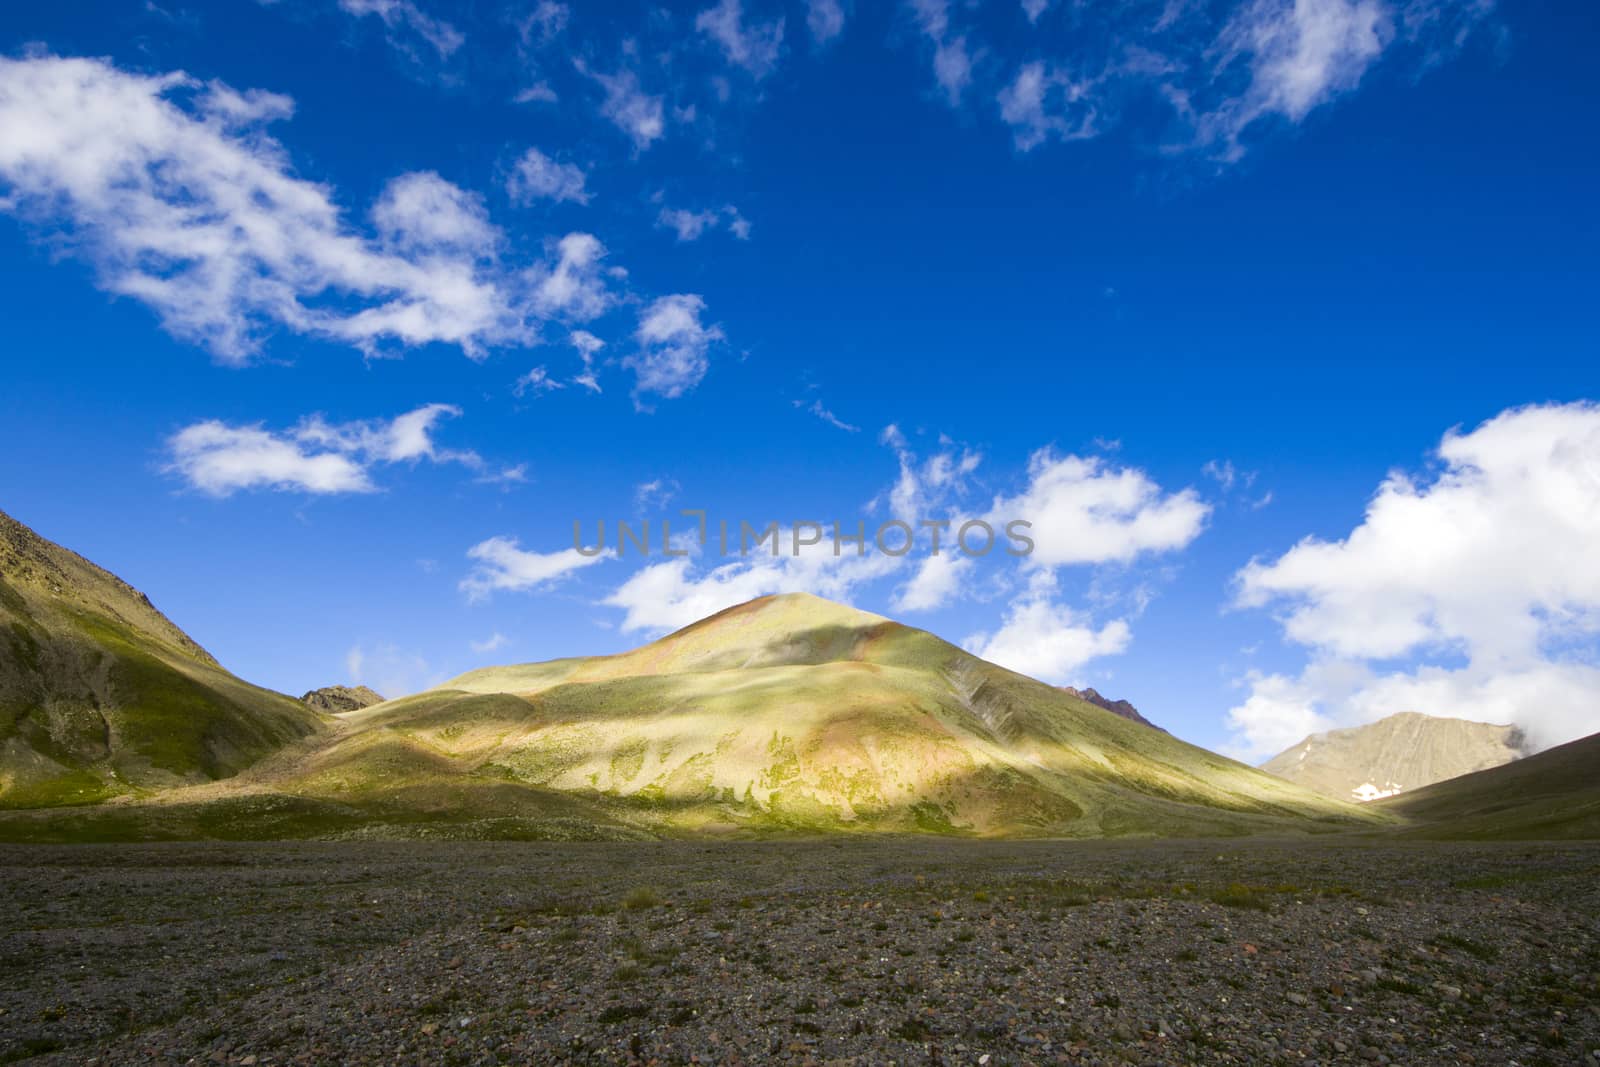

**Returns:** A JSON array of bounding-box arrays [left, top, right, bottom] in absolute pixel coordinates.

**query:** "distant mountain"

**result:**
[[1059, 687, 1163, 732], [248, 592, 1375, 838], [1261, 712, 1526, 803], [1380, 729, 1600, 839], [0, 508, 326, 808], [301, 686, 385, 713]]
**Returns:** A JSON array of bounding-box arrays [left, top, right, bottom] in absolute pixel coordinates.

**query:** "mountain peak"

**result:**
[[1261, 712, 1526, 804]]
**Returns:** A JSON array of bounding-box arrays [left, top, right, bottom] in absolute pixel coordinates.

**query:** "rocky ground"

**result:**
[[2, 838, 1597, 1066]]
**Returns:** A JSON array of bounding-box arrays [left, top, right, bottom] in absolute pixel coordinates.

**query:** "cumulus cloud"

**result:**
[[987, 450, 1210, 568], [460, 536, 607, 601], [0, 55, 624, 363], [529, 232, 613, 320], [893, 552, 971, 613], [1226, 402, 1600, 759], [696, 0, 786, 78], [167, 403, 479, 496], [965, 575, 1132, 684], [624, 294, 723, 403], [507, 148, 589, 205]]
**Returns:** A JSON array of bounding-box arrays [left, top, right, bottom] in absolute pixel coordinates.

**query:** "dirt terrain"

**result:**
[[3, 838, 1597, 1065]]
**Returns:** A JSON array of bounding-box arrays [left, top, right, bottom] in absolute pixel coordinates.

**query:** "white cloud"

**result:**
[[470, 632, 510, 654], [624, 294, 723, 403], [507, 148, 590, 205], [578, 63, 665, 150], [1227, 402, 1600, 759], [516, 0, 569, 45], [696, 0, 786, 78], [605, 539, 901, 634], [569, 329, 605, 392], [0, 55, 623, 363], [338, 0, 464, 58], [168, 403, 479, 496], [932, 38, 975, 105], [634, 477, 681, 511], [1198, 0, 1390, 157], [966, 582, 1132, 684], [514, 365, 563, 397], [658, 207, 721, 241], [998, 62, 1098, 150], [657, 203, 750, 241], [908, 0, 975, 105], [513, 82, 559, 104], [901, 0, 1488, 161], [893, 552, 971, 612], [168, 422, 376, 497], [796, 398, 860, 433], [530, 232, 612, 320], [877, 427, 983, 522], [806, 0, 846, 43], [460, 536, 607, 601], [987, 450, 1210, 567]]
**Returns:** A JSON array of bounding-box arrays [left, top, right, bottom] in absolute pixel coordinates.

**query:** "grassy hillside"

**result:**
[[1379, 730, 1600, 839], [0, 508, 327, 808], [265, 593, 1380, 838]]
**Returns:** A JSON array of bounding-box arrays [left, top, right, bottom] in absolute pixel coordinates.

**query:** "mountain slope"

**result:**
[[289, 593, 1378, 837], [1261, 712, 1526, 803], [1059, 687, 1163, 731], [0, 508, 327, 808], [1378, 730, 1600, 839]]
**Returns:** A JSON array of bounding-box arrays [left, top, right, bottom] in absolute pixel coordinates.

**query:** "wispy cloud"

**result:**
[[656, 203, 751, 241], [337, 0, 464, 59], [507, 147, 590, 205], [795, 398, 860, 433], [576, 61, 665, 150], [460, 536, 607, 601], [470, 632, 510, 654], [696, 0, 786, 78]]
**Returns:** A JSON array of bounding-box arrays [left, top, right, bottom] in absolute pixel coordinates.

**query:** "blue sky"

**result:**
[[1, 0, 1597, 760]]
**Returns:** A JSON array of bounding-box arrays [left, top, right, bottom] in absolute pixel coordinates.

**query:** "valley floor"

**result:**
[[2, 839, 1597, 1066]]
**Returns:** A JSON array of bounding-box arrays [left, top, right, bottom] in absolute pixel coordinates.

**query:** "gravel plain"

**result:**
[[3, 838, 1598, 1065]]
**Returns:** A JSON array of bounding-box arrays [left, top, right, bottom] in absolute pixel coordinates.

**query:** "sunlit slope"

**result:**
[[331, 594, 1377, 836], [1261, 711, 1525, 802], [0, 508, 327, 808], [1379, 729, 1600, 839]]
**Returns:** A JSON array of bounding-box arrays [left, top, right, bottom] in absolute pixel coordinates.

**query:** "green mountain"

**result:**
[[1261, 711, 1526, 803], [249, 592, 1377, 838], [1378, 729, 1600, 839], [0, 508, 327, 808]]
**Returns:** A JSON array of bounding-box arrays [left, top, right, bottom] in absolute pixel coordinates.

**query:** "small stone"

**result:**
[[1287, 993, 1310, 1006]]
